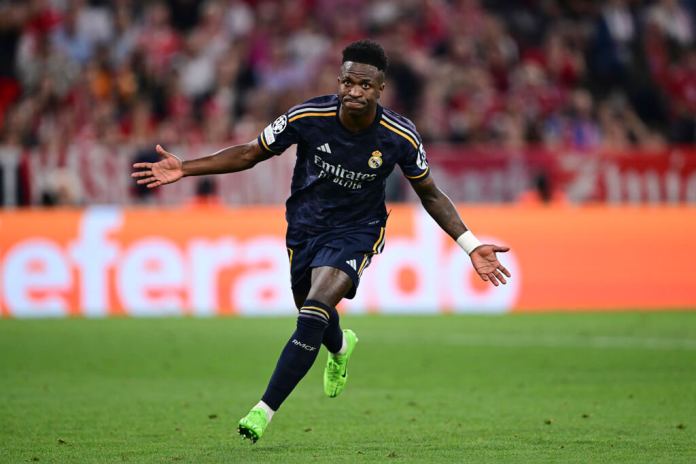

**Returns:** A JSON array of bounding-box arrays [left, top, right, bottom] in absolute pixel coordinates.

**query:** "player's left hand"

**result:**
[[469, 245, 511, 286]]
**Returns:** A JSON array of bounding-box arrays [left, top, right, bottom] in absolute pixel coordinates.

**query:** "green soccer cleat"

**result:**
[[238, 407, 269, 443], [324, 329, 359, 398]]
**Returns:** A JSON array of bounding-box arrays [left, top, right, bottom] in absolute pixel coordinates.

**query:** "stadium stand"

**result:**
[[0, 0, 694, 206]]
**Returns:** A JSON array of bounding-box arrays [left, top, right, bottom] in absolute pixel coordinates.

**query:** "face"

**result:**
[[338, 61, 385, 115]]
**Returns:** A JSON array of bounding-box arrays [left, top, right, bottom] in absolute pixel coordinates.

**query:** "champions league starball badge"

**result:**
[[368, 150, 383, 169], [272, 115, 287, 134]]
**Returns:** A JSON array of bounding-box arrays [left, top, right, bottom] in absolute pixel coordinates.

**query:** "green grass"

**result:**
[[1, 313, 695, 463]]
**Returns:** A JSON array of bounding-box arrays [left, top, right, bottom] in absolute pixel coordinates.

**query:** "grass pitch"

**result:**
[[1, 312, 695, 463]]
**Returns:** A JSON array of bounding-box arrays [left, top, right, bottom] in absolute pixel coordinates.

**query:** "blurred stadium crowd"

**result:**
[[2, 0, 695, 148], [0, 0, 694, 206]]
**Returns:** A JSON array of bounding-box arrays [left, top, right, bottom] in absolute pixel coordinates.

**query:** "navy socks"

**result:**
[[261, 300, 341, 411], [321, 304, 343, 354]]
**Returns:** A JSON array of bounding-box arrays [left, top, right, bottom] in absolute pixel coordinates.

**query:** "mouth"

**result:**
[[343, 99, 366, 109]]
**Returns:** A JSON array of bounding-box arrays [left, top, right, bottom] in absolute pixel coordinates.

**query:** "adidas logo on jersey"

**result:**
[[316, 143, 332, 154], [346, 259, 357, 271]]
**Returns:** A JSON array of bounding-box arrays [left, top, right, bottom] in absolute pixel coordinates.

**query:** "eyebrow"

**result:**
[[341, 74, 375, 84]]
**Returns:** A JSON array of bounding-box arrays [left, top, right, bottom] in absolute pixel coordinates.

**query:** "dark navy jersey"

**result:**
[[257, 94, 430, 230]]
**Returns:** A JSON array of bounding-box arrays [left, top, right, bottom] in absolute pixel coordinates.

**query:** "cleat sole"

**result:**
[[238, 426, 259, 443]]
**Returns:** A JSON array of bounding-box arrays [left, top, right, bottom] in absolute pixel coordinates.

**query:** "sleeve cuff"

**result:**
[[404, 166, 430, 180], [257, 134, 279, 155]]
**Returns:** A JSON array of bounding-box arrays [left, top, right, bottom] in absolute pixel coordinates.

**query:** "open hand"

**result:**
[[470, 245, 511, 286], [131, 144, 184, 188]]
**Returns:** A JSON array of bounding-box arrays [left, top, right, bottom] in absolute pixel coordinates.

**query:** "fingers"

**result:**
[[479, 266, 510, 286], [479, 273, 501, 287], [473, 244, 512, 287], [131, 171, 159, 187], [486, 266, 509, 286], [132, 146, 176, 189], [156, 144, 184, 164], [487, 273, 500, 286], [156, 144, 180, 161], [156, 144, 170, 157], [133, 175, 164, 188], [137, 178, 162, 188], [494, 270, 506, 285], [491, 245, 511, 284]]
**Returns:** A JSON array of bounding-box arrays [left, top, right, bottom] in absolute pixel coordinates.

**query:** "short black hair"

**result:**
[[342, 40, 388, 72]]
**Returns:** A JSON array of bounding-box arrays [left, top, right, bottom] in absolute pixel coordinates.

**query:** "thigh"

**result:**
[[286, 238, 312, 308], [291, 224, 385, 305], [309, 225, 384, 300], [310, 245, 372, 299], [306, 266, 354, 308]]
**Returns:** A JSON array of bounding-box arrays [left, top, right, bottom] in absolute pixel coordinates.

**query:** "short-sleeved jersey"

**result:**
[[257, 94, 430, 231]]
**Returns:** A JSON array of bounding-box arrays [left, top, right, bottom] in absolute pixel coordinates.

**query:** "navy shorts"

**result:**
[[286, 223, 386, 299]]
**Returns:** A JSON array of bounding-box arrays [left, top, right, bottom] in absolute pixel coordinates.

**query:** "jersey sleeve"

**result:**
[[397, 132, 430, 181], [257, 112, 300, 155]]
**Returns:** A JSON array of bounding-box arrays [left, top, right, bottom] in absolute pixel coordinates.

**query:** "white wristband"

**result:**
[[456, 231, 482, 255]]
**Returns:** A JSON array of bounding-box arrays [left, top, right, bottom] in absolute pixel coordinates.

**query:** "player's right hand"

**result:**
[[131, 144, 184, 188]]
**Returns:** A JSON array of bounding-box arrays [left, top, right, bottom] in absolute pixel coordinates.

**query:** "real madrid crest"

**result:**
[[368, 150, 383, 169]]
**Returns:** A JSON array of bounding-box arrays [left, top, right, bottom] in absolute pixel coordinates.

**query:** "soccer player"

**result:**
[[132, 40, 511, 443]]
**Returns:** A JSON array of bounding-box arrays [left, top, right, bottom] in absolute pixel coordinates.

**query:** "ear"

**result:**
[[377, 70, 386, 91]]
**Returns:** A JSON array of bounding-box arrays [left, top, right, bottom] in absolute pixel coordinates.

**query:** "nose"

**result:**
[[348, 85, 363, 98]]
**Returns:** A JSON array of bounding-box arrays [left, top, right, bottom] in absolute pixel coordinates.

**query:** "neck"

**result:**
[[338, 105, 377, 133]]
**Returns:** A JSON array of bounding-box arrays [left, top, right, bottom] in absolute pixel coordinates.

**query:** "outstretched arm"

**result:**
[[410, 176, 511, 286], [131, 139, 273, 189]]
